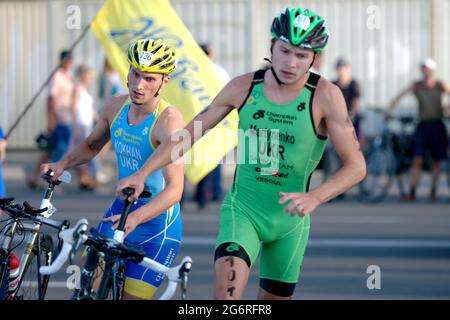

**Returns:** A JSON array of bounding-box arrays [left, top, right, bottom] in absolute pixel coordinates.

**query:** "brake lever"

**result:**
[[69, 222, 88, 263]]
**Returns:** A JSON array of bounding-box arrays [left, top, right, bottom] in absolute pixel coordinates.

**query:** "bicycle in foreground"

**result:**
[[0, 170, 71, 300], [40, 188, 193, 300]]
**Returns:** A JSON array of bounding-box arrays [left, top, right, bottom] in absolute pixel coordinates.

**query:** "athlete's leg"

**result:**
[[123, 205, 182, 300], [257, 286, 291, 300], [258, 217, 310, 300], [214, 254, 250, 300], [214, 194, 261, 299]]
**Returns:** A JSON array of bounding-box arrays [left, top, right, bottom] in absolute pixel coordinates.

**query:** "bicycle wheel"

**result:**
[[0, 250, 9, 300], [359, 147, 396, 203], [96, 261, 125, 300], [15, 233, 54, 300]]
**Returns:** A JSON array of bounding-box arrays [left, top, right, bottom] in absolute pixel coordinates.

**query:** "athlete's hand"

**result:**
[[40, 162, 65, 184], [116, 172, 146, 201], [103, 213, 141, 238], [279, 192, 321, 217]]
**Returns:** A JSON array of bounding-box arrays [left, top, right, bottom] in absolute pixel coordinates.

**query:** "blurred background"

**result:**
[[0, 0, 449, 300], [1, 0, 450, 146]]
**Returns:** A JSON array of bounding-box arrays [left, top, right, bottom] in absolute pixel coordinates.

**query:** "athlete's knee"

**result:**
[[214, 242, 251, 267], [259, 278, 296, 299]]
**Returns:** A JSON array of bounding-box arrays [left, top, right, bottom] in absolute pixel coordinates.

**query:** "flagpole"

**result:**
[[5, 23, 91, 140]]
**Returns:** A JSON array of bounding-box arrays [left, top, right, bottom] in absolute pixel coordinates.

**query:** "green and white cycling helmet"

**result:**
[[271, 7, 329, 52]]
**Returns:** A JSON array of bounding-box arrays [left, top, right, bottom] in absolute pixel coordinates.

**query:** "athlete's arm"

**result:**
[[105, 107, 186, 237], [116, 74, 253, 200], [280, 81, 366, 215], [309, 82, 367, 202], [40, 95, 126, 182]]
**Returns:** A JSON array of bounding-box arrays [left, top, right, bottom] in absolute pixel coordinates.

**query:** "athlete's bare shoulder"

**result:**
[[102, 94, 129, 124], [159, 105, 185, 128], [314, 76, 348, 118]]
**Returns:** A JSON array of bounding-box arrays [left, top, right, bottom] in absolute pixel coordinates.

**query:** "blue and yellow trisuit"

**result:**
[[97, 98, 182, 299]]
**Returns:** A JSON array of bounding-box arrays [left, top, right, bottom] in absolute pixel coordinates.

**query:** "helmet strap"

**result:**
[[154, 74, 165, 97], [264, 58, 285, 86], [309, 53, 317, 72]]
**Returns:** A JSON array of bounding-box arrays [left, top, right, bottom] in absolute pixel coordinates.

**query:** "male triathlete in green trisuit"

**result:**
[[116, 7, 366, 300]]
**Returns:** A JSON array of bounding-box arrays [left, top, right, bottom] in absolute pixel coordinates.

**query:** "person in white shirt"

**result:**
[[71, 65, 98, 189]]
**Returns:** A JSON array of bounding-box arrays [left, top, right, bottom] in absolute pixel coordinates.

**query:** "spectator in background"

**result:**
[[386, 58, 450, 201], [71, 65, 98, 190], [96, 58, 127, 184], [28, 50, 74, 189], [332, 58, 362, 140], [99, 58, 127, 103], [199, 43, 231, 84], [194, 43, 231, 209]]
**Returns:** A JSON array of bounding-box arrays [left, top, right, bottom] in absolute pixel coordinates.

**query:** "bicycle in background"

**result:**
[[357, 108, 450, 202]]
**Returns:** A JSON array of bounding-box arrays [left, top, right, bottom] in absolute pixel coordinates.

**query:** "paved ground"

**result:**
[[1, 150, 450, 300]]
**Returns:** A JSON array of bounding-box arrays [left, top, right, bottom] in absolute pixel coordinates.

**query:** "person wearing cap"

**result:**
[[40, 39, 185, 299], [116, 7, 366, 299], [28, 50, 75, 189], [386, 58, 450, 201]]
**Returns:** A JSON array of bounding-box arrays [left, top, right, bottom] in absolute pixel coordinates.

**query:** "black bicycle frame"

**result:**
[[72, 196, 137, 300]]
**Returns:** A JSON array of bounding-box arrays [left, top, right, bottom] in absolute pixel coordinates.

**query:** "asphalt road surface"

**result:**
[[2, 151, 450, 300]]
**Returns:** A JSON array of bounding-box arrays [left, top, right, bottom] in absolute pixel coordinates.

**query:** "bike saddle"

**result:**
[[88, 228, 145, 262], [115, 242, 146, 263]]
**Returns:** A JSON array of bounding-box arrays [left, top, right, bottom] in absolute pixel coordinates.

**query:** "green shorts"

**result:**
[[216, 191, 311, 283]]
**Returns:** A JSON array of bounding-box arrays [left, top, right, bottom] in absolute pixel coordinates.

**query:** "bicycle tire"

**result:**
[[359, 147, 396, 203], [15, 233, 54, 300], [0, 250, 9, 300], [97, 260, 126, 300]]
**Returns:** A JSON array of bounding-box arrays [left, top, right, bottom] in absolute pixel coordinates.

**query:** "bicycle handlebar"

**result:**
[[42, 169, 72, 185], [0, 201, 69, 230], [39, 219, 88, 275], [39, 219, 192, 300]]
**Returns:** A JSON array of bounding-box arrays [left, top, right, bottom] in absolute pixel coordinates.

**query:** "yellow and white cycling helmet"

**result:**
[[127, 38, 177, 74]]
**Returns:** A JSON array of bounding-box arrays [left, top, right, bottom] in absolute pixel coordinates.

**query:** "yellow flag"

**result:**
[[91, 0, 238, 184]]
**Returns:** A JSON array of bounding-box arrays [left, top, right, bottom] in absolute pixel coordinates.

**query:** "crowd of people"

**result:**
[[24, 52, 125, 191]]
